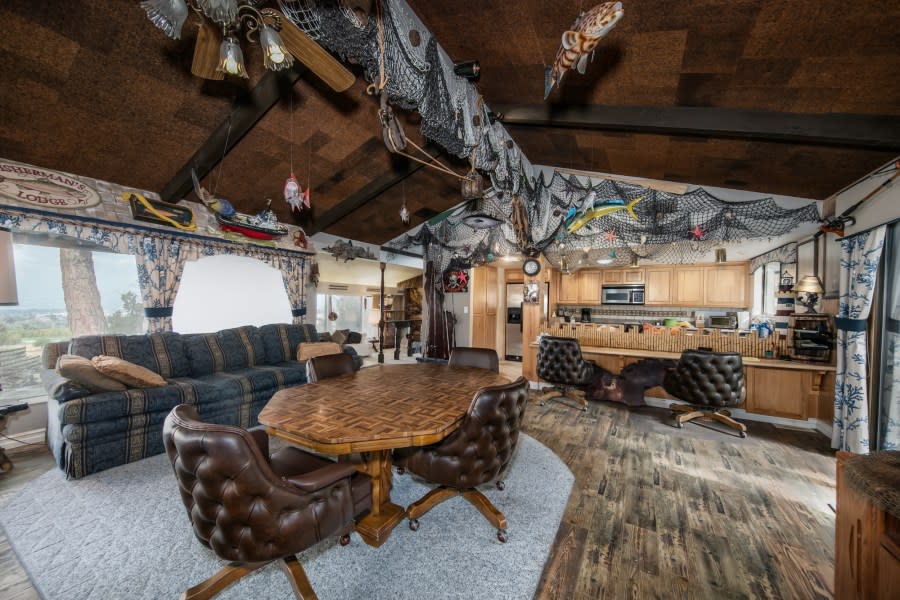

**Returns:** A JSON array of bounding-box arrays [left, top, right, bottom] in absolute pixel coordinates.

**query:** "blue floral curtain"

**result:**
[[833, 226, 887, 452], [134, 235, 199, 333], [277, 255, 307, 324]]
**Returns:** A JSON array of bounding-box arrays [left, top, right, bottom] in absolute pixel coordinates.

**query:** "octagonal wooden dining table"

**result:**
[[258, 363, 510, 547]]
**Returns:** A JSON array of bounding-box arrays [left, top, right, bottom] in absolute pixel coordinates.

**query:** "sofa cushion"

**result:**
[[346, 331, 363, 344], [330, 329, 350, 346], [259, 323, 319, 364], [68, 333, 189, 378], [57, 354, 128, 393], [91, 355, 168, 388], [297, 341, 342, 362], [182, 326, 266, 376]]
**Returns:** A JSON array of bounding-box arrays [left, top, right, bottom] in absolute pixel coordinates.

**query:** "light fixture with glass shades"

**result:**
[[141, 0, 294, 79], [792, 275, 824, 314]]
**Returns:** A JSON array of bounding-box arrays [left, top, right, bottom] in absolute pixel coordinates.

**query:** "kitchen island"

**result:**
[[524, 342, 835, 430]]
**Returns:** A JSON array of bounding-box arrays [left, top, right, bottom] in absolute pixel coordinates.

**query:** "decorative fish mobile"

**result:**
[[191, 168, 235, 217], [462, 213, 504, 229], [544, 1, 625, 99], [564, 196, 642, 233]]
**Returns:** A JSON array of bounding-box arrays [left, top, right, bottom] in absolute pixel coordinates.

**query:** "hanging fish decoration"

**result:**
[[564, 196, 642, 233], [544, 1, 625, 99], [462, 214, 503, 229], [400, 199, 410, 225], [284, 172, 302, 212]]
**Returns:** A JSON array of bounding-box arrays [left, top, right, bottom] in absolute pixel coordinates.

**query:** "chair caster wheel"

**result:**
[[497, 529, 508, 543], [396, 466, 406, 475], [539, 401, 545, 406], [582, 406, 587, 412], [739, 431, 747, 438], [409, 519, 420, 531], [496, 480, 505, 491], [340, 534, 350, 546], [676, 422, 683, 429]]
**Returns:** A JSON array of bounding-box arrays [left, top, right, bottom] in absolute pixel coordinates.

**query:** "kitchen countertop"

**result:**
[[528, 342, 836, 371]]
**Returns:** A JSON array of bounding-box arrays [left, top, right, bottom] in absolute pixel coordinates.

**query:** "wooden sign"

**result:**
[[0, 160, 101, 209]]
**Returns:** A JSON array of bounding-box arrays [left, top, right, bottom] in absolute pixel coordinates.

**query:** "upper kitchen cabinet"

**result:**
[[601, 269, 645, 285], [673, 267, 705, 306], [644, 267, 674, 305], [558, 272, 580, 303], [704, 264, 750, 308], [578, 271, 602, 303]]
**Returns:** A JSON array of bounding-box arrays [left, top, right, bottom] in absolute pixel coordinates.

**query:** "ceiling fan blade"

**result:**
[[273, 10, 355, 92], [192, 17, 224, 80]]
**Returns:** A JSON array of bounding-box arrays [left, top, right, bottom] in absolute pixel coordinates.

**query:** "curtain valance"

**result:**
[[0, 205, 309, 330], [749, 242, 798, 273]]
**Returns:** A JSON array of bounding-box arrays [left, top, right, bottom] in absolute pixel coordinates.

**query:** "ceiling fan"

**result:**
[[141, 0, 355, 92]]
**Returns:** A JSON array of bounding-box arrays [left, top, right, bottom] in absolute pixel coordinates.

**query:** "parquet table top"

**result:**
[[258, 364, 510, 454]]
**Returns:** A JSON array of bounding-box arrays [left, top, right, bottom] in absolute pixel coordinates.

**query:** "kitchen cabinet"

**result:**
[[704, 264, 749, 308], [673, 267, 705, 306], [558, 272, 580, 303], [471, 267, 497, 350], [578, 271, 601, 303], [644, 267, 674, 305], [743, 366, 808, 420], [835, 452, 900, 600], [601, 269, 644, 285]]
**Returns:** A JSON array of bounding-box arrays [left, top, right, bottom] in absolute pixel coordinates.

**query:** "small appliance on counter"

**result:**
[[707, 314, 737, 329], [580, 308, 592, 322]]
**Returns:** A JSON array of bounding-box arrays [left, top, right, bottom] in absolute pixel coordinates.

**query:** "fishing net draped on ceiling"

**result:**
[[283, 1, 820, 275]]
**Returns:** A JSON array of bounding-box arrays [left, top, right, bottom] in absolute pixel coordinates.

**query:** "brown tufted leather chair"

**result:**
[[163, 405, 372, 600], [394, 377, 529, 543], [307, 352, 356, 383], [536, 336, 597, 411], [663, 350, 748, 437], [448, 347, 500, 372]]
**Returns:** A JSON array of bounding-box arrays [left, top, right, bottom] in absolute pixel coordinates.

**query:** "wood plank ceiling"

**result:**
[[0, 0, 898, 246]]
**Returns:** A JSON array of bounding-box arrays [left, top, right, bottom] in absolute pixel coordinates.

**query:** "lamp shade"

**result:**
[[793, 275, 824, 294], [217, 36, 249, 78], [260, 26, 293, 71], [140, 0, 189, 39], [0, 230, 19, 306]]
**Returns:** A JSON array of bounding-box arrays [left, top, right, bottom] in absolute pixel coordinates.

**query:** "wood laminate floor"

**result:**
[[0, 370, 836, 600]]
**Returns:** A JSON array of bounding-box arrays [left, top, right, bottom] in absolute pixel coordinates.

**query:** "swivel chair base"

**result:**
[[406, 482, 509, 543], [181, 554, 319, 600], [539, 386, 587, 411], [669, 403, 747, 437]]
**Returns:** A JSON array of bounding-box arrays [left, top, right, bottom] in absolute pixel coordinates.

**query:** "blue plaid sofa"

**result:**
[[42, 323, 355, 479]]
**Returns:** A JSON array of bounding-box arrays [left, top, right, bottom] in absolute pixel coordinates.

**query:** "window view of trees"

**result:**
[[0, 241, 141, 402]]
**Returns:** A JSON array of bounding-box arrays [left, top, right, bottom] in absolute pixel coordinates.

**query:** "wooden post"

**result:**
[[378, 261, 385, 364]]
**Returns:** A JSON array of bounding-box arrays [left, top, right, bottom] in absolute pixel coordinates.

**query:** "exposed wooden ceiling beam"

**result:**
[[492, 104, 900, 150], [306, 143, 444, 235], [160, 64, 307, 202]]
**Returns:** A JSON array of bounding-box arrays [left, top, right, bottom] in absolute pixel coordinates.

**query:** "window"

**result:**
[[752, 261, 786, 318], [173, 255, 292, 333], [0, 240, 141, 403], [315, 294, 368, 335]]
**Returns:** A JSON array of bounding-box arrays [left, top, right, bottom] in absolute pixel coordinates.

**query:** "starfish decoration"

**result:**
[[691, 225, 705, 240], [563, 181, 575, 197], [604, 230, 617, 242]]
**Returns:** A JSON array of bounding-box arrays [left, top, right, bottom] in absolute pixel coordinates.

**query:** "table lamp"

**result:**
[[792, 275, 824, 314]]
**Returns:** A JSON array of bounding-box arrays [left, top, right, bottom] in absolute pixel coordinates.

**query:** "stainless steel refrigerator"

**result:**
[[505, 284, 523, 361]]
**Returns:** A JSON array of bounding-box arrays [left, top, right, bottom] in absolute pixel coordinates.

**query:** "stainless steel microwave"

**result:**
[[601, 284, 645, 305]]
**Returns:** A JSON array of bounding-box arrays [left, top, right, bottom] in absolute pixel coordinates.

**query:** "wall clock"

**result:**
[[523, 258, 541, 277]]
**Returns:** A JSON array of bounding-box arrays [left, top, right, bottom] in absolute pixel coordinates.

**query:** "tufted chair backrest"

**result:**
[[663, 350, 746, 408], [536, 336, 596, 385], [448, 347, 500, 372], [162, 405, 355, 563], [307, 352, 356, 383], [401, 377, 529, 489]]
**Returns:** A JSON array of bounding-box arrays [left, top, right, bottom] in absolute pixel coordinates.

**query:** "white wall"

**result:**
[[835, 160, 900, 237], [172, 255, 292, 332]]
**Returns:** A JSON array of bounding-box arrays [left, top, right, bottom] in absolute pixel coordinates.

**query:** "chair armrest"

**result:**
[[283, 462, 359, 492], [247, 427, 270, 458]]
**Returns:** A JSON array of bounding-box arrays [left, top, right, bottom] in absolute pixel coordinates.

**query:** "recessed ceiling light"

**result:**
[[597, 258, 613, 264]]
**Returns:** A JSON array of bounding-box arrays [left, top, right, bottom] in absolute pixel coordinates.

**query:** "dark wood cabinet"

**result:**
[[835, 451, 900, 599]]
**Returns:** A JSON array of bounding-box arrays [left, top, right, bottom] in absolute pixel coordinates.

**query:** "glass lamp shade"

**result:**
[[217, 36, 249, 78], [793, 275, 824, 294], [140, 0, 189, 40], [198, 0, 239, 26], [260, 26, 294, 71]]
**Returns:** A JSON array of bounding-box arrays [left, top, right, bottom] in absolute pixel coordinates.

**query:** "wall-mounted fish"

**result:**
[[565, 196, 641, 233], [544, 1, 625, 99], [462, 213, 504, 229]]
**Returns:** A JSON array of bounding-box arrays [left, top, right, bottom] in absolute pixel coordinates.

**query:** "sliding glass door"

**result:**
[[876, 223, 900, 450]]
